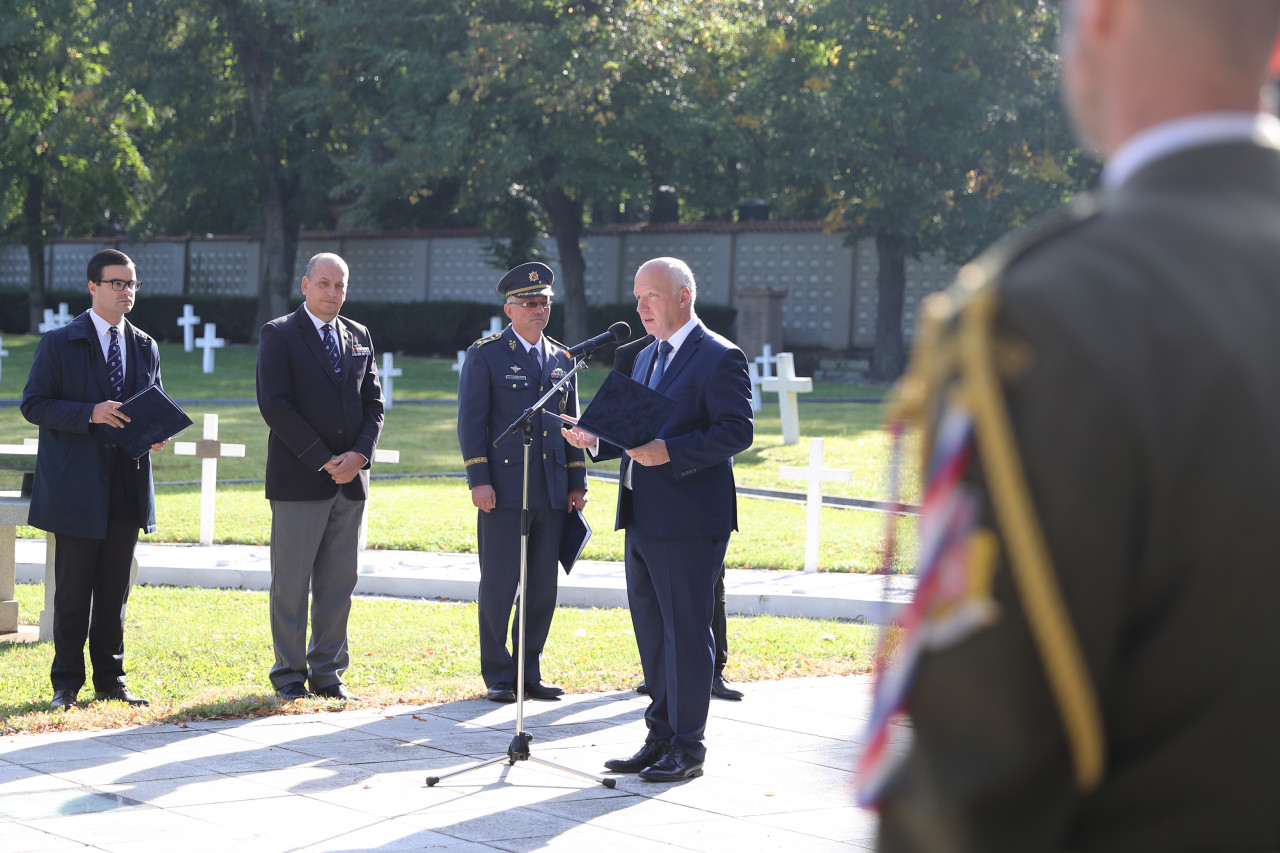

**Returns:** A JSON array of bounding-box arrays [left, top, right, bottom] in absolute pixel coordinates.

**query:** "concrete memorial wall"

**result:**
[[4, 228, 958, 352]]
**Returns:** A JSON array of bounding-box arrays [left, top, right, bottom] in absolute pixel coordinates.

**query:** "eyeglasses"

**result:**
[[507, 299, 551, 310], [96, 279, 142, 292]]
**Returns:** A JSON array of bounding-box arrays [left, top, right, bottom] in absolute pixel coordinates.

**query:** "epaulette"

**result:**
[[545, 334, 569, 351], [472, 331, 503, 348], [891, 193, 1108, 794]]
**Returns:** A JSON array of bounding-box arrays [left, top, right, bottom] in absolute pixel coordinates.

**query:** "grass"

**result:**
[[2, 335, 921, 572], [2, 582, 879, 735]]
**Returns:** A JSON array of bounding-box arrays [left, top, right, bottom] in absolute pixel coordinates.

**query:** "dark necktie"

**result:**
[[322, 323, 342, 378], [107, 326, 124, 400], [531, 346, 542, 372], [647, 340, 673, 390]]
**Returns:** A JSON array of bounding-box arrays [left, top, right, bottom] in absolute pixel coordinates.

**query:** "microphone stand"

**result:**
[[428, 353, 615, 790]]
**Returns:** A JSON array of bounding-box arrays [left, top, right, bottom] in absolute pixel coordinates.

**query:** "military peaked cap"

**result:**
[[497, 262, 554, 299]]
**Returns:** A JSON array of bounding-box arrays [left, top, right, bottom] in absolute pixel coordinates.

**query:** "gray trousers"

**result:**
[[268, 492, 362, 690]]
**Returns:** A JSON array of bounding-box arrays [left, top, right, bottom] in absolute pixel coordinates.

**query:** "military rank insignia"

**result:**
[[856, 406, 1000, 808], [509, 339, 517, 350]]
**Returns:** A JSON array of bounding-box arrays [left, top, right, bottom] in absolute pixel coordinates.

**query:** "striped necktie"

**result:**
[[107, 326, 124, 400], [321, 323, 342, 378]]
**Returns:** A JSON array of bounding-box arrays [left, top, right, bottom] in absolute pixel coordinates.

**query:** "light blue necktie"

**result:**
[[322, 323, 342, 378], [647, 340, 673, 390], [107, 326, 124, 399]]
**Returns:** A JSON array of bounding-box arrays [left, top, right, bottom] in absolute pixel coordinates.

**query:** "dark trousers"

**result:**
[[477, 506, 565, 687], [50, 450, 140, 694], [714, 565, 728, 672], [625, 526, 727, 763]]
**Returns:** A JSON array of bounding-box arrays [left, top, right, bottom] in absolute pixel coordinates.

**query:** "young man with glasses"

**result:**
[[22, 248, 168, 710], [457, 262, 587, 703]]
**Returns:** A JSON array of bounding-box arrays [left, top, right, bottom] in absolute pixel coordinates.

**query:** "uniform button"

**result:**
[[512, 383, 517, 388], [540, 386, 545, 392], [337, 429, 344, 436], [543, 431, 548, 437], [542, 453, 547, 460]]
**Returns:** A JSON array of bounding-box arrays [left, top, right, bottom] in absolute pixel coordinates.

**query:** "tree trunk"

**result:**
[[870, 231, 907, 380], [541, 186, 588, 345], [254, 176, 295, 339], [24, 172, 46, 334]]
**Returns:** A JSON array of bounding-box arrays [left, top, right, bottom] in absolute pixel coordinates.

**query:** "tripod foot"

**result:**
[[603, 777, 617, 789], [508, 731, 533, 762], [426, 776, 439, 786]]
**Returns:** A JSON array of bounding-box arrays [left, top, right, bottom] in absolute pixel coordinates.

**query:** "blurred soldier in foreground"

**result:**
[[861, 2, 1280, 850]]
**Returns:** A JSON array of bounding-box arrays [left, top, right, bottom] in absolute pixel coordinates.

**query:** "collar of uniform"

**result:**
[[512, 327, 543, 357], [1103, 111, 1280, 190]]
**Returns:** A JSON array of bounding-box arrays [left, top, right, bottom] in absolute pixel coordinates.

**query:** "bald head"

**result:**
[[1062, 0, 1280, 156]]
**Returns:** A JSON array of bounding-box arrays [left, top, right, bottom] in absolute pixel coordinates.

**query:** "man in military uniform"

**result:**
[[457, 262, 587, 703], [864, 2, 1280, 850]]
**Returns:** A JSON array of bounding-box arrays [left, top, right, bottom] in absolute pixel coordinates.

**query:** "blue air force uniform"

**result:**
[[457, 266, 586, 691]]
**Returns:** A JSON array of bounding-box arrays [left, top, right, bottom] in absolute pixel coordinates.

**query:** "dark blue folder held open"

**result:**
[[572, 369, 675, 451], [112, 384, 194, 459]]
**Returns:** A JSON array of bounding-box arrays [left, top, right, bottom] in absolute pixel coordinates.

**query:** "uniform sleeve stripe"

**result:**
[[463, 457, 488, 467]]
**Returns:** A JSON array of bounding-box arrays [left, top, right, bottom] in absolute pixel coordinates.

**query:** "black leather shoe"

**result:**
[[639, 748, 704, 782], [712, 673, 744, 701], [487, 682, 517, 703], [276, 682, 313, 701], [604, 741, 667, 774], [313, 683, 358, 701], [94, 685, 150, 707], [51, 689, 79, 711], [635, 681, 649, 695], [524, 681, 563, 700]]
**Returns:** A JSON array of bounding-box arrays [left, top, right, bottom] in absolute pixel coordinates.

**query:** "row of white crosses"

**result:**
[[38, 303, 73, 333], [749, 342, 814, 446]]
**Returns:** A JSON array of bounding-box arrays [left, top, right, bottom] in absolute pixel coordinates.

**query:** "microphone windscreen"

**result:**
[[609, 321, 631, 343]]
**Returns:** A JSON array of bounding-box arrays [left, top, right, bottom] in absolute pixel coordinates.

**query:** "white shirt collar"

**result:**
[[512, 328, 543, 355], [659, 316, 699, 356], [303, 303, 338, 332], [1103, 112, 1280, 190], [88, 309, 125, 341]]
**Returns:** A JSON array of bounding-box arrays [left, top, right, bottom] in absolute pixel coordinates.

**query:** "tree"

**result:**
[[751, 0, 1093, 377], [0, 0, 153, 331]]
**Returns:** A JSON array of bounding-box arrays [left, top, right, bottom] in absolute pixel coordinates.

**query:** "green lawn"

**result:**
[[1, 335, 919, 572], [2, 582, 878, 734]]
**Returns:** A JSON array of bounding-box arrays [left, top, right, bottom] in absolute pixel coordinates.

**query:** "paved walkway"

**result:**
[[13, 541, 917, 625], [0, 675, 889, 852]]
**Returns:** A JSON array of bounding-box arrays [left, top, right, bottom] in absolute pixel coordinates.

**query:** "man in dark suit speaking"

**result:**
[[22, 248, 168, 710], [564, 257, 753, 782], [257, 252, 384, 702]]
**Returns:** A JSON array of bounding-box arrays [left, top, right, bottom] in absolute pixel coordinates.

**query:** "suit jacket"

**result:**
[[601, 323, 753, 538], [876, 140, 1280, 850], [256, 306, 384, 502], [21, 311, 160, 537], [457, 325, 586, 509]]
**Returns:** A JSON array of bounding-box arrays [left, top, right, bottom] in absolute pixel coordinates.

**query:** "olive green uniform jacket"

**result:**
[[876, 139, 1280, 851]]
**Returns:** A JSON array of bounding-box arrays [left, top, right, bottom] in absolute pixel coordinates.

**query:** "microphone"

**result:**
[[566, 321, 630, 359]]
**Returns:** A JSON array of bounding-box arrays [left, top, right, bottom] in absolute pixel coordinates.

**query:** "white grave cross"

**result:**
[[760, 352, 813, 445], [173, 414, 246, 545], [780, 438, 852, 573], [452, 349, 468, 376], [381, 352, 403, 410], [38, 303, 73, 334], [195, 322, 225, 374], [755, 343, 777, 379], [487, 316, 504, 336], [177, 304, 202, 353], [0, 335, 8, 383]]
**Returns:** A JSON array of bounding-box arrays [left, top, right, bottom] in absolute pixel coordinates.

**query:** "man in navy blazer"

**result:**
[[22, 248, 168, 710], [257, 252, 384, 702], [564, 257, 753, 781]]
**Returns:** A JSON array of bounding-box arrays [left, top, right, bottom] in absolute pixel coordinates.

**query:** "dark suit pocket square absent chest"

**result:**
[[576, 369, 676, 450]]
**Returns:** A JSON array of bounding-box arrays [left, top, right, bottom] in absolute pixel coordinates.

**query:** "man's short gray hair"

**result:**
[[644, 257, 698, 306]]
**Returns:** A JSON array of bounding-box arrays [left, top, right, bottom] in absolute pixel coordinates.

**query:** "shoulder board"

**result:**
[[472, 332, 503, 348], [545, 334, 568, 350]]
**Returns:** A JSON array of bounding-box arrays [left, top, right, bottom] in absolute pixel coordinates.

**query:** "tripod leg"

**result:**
[[529, 756, 617, 788], [426, 754, 511, 787]]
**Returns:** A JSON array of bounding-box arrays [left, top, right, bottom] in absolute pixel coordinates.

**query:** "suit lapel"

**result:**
[[633, 340, 658, 384], [655, 323, 704, 393], [336, 317, 354, 386], [70, 313, 114, 401]]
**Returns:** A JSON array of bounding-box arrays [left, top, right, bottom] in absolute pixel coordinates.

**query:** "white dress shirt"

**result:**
[[88, 309, 126, 381], [1103, 112, 1280, 190]]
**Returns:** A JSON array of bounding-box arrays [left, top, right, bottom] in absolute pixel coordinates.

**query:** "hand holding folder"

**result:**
[[109, 385, 194, 458], [557, 369, 675, 450]]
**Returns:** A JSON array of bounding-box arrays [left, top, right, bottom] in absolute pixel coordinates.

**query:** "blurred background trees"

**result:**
[[1, 0, 1092, 369]]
